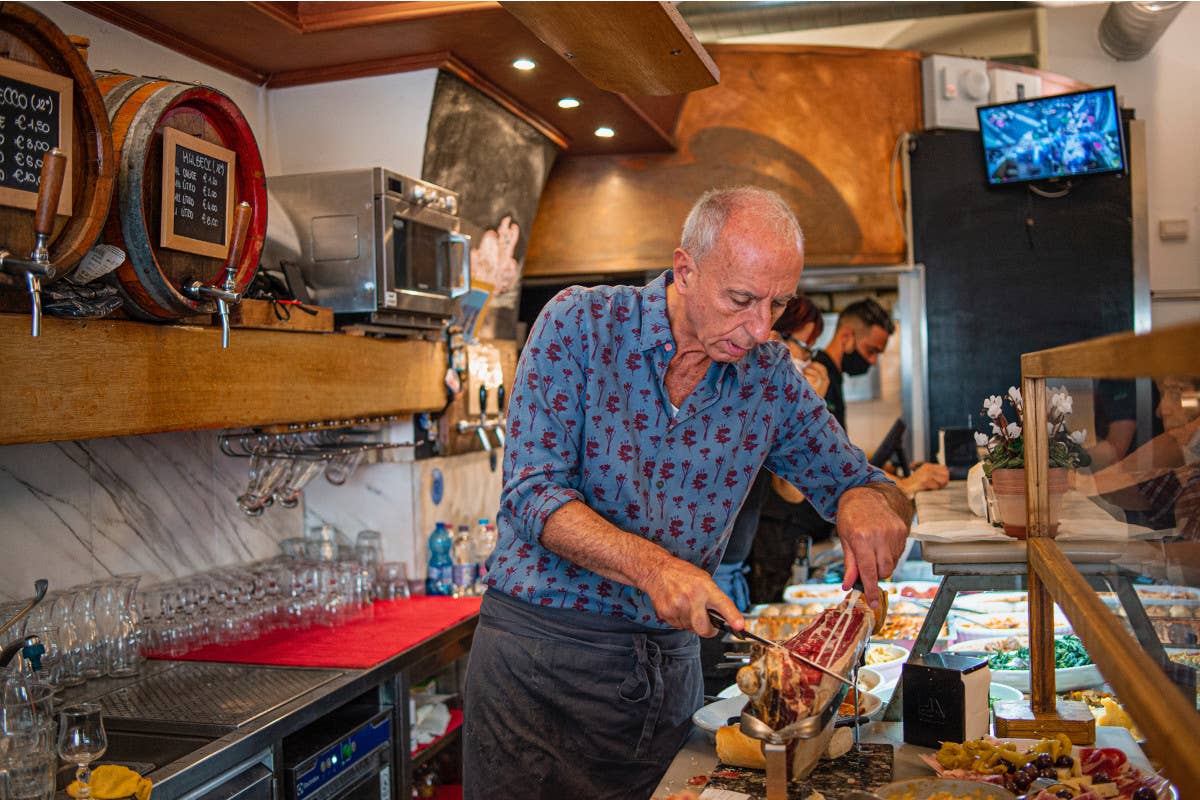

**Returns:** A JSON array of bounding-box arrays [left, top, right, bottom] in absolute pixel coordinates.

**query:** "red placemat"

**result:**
[[152, 596, 482, 669]]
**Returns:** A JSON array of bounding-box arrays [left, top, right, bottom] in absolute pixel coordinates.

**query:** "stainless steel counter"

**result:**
[[57, 613, 477, 800]]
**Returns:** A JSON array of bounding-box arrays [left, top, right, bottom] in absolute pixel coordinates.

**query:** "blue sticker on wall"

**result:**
[[431, 468, 445, 506]]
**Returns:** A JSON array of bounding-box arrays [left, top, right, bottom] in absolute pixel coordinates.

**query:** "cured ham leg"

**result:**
[[734, 591, 882, 779]]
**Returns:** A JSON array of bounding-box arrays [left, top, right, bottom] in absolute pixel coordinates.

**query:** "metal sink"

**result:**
[[55, 729, 212, 790]]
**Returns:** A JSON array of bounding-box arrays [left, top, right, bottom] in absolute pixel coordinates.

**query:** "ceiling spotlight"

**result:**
[[557, 97, 581, 109], [512, 58, 536, 71], [594, 126, 615, 138]]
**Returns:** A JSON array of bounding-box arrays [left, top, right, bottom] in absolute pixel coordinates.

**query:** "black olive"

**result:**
[[1055, 755, 1075, 768], [1056, 790, 1074, 799], [1092, 772, 1111, 783], [1040, 767, 1059, 779], [1132, 788, 1157, 800], [1036, 753, 1054, 769], [1013, 773, 1032, 791]]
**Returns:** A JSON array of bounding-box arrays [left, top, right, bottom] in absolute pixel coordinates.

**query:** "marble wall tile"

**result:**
[[0, 433, 302, 601], [0, 430, 497, 602], [303, 460, 417, 565]]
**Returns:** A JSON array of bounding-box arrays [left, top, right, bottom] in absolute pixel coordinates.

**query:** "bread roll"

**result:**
[[715, 724, 766, 769]]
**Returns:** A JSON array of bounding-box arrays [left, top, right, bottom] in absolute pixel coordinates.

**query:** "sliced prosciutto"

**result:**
[[735, 592, 877, 732]]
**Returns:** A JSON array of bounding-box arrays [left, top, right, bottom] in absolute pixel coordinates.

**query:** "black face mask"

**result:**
[[841, 336, 872, 376]]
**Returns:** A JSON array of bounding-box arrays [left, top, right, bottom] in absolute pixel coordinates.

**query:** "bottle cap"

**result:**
[[478, 518, 489, 525]]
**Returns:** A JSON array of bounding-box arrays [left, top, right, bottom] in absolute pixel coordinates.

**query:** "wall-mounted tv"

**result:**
[[977, 86, 1126, 186]]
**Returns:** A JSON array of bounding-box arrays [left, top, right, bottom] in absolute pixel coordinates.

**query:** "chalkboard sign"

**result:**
[[160, 127, 235, 259], [0, 58, 73, 215]]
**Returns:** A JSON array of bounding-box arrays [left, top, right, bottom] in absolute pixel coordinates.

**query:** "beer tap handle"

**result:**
[[33, 148, 67, 248], [496, 384, 505, 416], [479, 384, 489, 422], [5, 148, 67, 336], [224, 201, 252, 291]]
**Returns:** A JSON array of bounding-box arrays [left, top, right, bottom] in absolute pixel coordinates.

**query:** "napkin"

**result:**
[[67, 765, 152, 800]]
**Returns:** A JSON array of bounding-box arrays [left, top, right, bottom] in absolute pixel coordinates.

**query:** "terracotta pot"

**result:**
[[989, 467, 1070, 540]]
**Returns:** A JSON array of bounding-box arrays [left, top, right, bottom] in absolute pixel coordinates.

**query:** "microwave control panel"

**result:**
[[384, 174, 459, 217]]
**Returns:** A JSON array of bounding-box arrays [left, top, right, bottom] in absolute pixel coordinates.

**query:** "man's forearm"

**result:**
[[539, 500, 674, 590], [862, 481, 914, 528]]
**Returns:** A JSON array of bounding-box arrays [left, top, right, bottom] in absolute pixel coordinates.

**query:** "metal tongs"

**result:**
[[707, 609, 852, 688]]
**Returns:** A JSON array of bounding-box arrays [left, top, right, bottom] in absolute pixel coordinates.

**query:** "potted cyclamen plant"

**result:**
[[975, 386, 1091, 539]]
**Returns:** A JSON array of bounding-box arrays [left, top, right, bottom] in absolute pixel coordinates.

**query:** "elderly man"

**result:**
[[463, 187, 911, 799]]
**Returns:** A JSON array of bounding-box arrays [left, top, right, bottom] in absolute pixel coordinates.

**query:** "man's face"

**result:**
[[672, 212, 804, 362], [847, 323, 891, 367]]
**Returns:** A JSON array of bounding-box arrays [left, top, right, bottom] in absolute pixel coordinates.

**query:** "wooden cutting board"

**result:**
[[702, 743, 894, 799]]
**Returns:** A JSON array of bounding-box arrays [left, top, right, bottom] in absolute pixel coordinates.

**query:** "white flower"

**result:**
[[984, 395, 1004, 419], [974, 431, 990, 446], [1006, 422, 1022, 439], [1069, 429, 1087, 445], [991, 422, 1003, 436], [1007, 386, 1023, 411]]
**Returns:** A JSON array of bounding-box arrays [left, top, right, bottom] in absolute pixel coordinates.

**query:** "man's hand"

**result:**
[[637, 553, 743, 637], [896, 462, 950, 496], [836, 484, 911, 610]]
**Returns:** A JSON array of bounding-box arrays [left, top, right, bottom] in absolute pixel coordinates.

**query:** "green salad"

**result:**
[[987, 634, 1092, 670]]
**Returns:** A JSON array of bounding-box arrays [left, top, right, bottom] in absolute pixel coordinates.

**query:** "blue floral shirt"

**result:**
[[487, 270, 889, 627]]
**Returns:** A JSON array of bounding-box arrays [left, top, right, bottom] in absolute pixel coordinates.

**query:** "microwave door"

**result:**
[[438, 231, 471, 298]]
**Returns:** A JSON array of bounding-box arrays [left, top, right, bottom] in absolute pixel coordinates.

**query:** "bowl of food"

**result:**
[[865, 642, 909, 683], [947, 634, 1103, 692], [951, 611, 1072, 642]]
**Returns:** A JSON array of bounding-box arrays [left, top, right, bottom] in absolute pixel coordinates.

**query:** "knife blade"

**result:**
[[706, 609, 853, 688]]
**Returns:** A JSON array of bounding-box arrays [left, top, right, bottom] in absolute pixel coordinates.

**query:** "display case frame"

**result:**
[[1020, 320, 1200, 792]]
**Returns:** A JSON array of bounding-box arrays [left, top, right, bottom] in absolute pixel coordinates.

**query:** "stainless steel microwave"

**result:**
[[267, 168, 469, 329]]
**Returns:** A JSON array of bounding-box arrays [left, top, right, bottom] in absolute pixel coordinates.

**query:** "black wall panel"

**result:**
[[911, 129, 1134, 455]]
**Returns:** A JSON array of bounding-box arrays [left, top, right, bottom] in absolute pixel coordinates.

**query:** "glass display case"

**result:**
[[1015, 320, 1200, 793]]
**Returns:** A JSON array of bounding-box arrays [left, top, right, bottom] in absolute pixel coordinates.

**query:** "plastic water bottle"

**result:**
[[471, 518, 498, 593], [451, 524, 475, 597], [425, 522, 453, 596]]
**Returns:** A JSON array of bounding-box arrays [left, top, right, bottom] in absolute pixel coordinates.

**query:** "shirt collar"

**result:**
[[637, 270, 675, 353], [637, 269, 756, 386]]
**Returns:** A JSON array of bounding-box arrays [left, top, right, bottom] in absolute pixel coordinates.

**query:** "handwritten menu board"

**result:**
[[0, 58, 73, 215], [160, 127, 235, 259]]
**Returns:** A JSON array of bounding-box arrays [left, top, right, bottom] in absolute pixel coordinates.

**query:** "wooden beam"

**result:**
[[1021, 321, 1200, 379], [67, 2, 268, 84], [501, 1, 719, 96], [0, 314, 447, 445], [265, 51, 453, 88], [1028, 539, 1200, 794]]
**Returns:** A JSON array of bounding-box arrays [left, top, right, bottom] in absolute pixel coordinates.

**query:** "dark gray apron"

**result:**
[[463, 590, 702, 800]]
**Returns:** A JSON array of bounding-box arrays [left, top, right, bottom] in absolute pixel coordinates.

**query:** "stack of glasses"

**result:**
[[0, 670, 56, 800], [12, 575, 143, 692]]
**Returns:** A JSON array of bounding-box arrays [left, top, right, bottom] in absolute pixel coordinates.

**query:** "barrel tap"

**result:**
[[492, 383, 507, 448], [181, 201, 252, 349], [0, 149, 67, 337]]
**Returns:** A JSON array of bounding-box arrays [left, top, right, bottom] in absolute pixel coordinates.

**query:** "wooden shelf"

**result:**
[[0, 313, 448, 445]]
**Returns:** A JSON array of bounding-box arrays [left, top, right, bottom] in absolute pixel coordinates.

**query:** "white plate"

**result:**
[[946, 636, 1105, 692], [693, 694, 746, 736], [695, 688, 884, 736]]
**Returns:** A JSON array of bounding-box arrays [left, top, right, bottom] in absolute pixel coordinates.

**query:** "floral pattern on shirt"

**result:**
[[487, 270, 889, 627]]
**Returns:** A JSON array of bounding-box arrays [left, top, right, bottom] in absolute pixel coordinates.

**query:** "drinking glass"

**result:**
[[56, 704, 107, 800], [324, 450, 364, 486], [375, 562, 410, 600]]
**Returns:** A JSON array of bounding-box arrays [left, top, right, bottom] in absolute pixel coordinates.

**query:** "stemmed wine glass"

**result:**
[[57, 703, 108, 799]]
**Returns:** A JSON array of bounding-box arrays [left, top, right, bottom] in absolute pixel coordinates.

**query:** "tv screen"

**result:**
[[977, 86, 1125, 186]]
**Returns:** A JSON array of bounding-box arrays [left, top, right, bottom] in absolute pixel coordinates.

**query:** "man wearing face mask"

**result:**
[[819, 299, 949, 495]]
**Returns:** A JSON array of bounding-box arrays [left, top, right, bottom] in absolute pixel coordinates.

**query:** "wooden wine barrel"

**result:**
[[0, 2, 114, 284], [98, 72, 266, 320]]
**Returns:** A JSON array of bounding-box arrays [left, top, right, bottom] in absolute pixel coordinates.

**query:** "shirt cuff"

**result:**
[[522, 484, 586, 543]]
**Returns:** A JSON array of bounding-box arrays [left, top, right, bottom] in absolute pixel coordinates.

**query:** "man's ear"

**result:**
[[672, 248, 695, 292]]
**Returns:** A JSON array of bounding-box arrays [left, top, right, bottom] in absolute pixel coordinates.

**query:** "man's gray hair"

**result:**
[[680, 186, 804, 263]]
